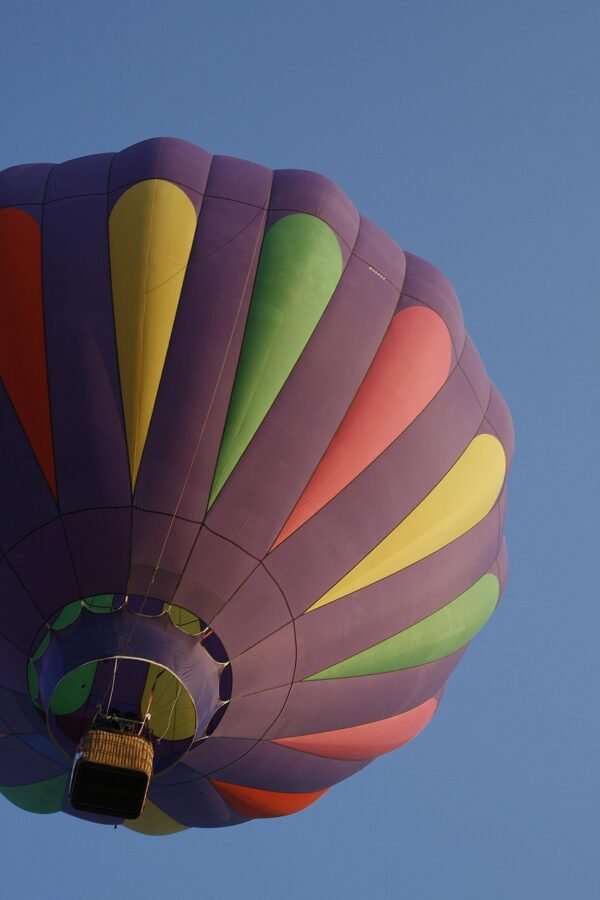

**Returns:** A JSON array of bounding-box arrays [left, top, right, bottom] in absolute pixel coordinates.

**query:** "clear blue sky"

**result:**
[[1, 2, 597, 897]]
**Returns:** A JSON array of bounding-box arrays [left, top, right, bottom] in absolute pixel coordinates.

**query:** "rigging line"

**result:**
[[114, 199, 267, 668], [142, 667, 166, 721], [143, 209, 266, 600], [117, 203, 268, 663], [104, 657, 119, 713], [156, 682, 182, 742]]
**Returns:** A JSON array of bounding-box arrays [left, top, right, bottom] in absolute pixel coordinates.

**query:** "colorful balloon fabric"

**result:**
[[0, 138, 514, 834]]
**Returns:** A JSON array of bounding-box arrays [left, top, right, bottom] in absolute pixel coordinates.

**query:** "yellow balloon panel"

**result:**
[[109, 179, 197, 485], [124, 798, 188, 836], [309, 433, 506, 611], [141, 663, 197, 742]]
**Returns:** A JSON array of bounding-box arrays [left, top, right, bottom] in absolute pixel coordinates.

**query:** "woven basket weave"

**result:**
[[80, 728, 154, 778]]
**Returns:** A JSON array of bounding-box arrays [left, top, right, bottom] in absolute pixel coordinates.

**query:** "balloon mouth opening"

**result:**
[[27, 595, 232, 775], [46, 658, 198, 773]]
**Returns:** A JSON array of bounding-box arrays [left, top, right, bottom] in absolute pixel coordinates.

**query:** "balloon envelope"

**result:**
[[0, 138, 513, 834]]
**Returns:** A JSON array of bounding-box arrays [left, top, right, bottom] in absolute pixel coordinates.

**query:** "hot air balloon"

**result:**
[[0, 138, 513, 834]]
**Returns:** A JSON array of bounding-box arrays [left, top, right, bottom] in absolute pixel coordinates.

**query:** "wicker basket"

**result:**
[[80, 728, 154, 778], [70, 727, 155, 818]]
